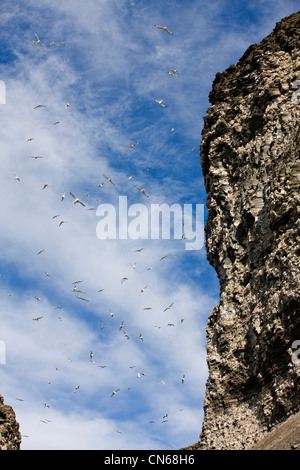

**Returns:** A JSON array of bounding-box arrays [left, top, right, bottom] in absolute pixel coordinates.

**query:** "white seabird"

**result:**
[[155, 25, 173, 35]]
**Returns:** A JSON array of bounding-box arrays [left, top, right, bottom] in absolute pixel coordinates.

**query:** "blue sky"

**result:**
[[0, 0, 299, 450]]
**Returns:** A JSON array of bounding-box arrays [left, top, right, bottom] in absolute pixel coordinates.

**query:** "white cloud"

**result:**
[[1, 0, 298, 451]]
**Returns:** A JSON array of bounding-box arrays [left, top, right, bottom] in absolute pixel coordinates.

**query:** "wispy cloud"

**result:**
[[0, 0, 298, 450]]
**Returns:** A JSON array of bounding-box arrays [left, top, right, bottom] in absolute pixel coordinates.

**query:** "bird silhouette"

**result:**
[[163, 302, 173, 312]]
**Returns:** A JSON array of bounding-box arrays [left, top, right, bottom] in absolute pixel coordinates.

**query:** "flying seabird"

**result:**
[[127, 142, 139, 149], [123, 331, 130, 340], [163, 302, 173, 312], [103, 175, 115, 185], [136, 186, 149, 197], [76, 296, 89, 302], [111, 389, 120, 397], [33, 104, 47, 109], [71, 287, 85, 294], [154, 99, 166, 108], [33, 34, 45, 51], [70, 192, 86, 206], [155, 25, 173, 35]]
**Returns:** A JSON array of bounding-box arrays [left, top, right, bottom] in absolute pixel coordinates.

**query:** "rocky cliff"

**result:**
[[197, 12, 300, 450], [0, 395, 21, 450]]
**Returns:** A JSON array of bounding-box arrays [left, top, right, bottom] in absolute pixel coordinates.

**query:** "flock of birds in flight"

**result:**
[[8, 23, 195, 442]]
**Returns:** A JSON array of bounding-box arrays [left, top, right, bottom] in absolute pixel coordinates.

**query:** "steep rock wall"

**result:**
[[0, 395, 21, 450], [198, 12, 300, 450]]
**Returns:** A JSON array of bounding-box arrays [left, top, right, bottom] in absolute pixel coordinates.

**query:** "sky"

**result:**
[[0, 0, 299, 451]]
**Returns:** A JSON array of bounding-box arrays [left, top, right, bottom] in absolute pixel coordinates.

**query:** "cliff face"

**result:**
[[198, 12, 300, 450], [0, 395, 21, 450]]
